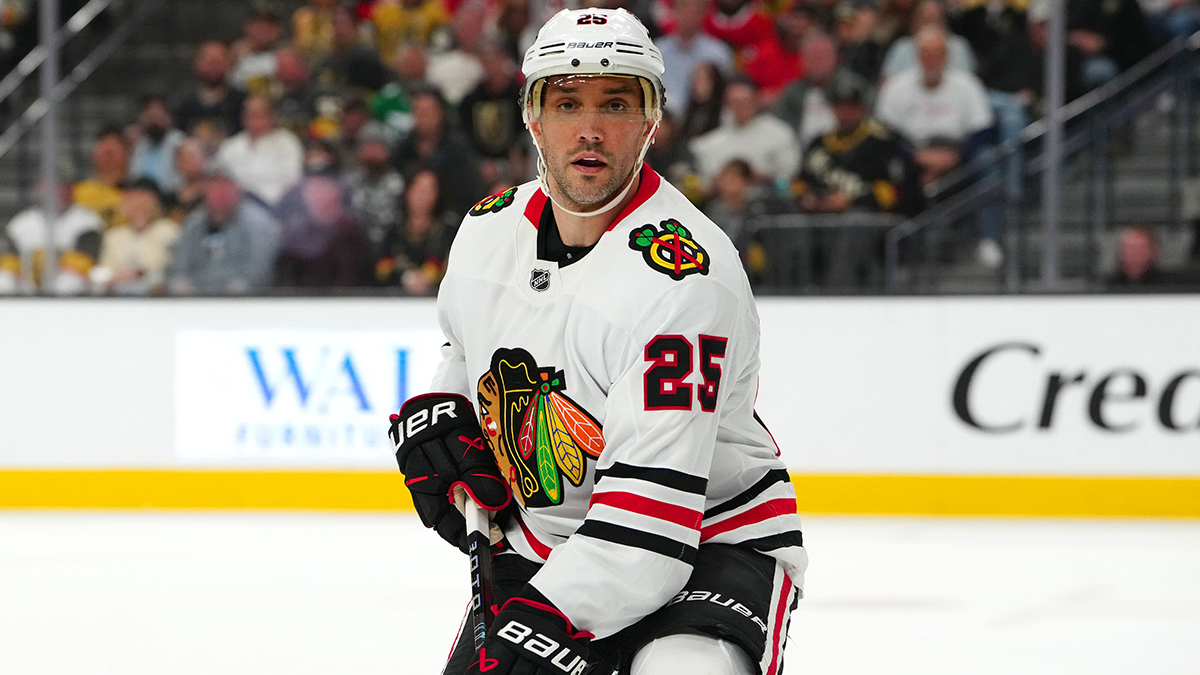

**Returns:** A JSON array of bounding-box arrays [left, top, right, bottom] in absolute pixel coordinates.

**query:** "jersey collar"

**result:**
[[524, 164, 663, 233]]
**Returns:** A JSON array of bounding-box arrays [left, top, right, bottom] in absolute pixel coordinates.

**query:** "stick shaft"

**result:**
[[465, 500, 495, 652]]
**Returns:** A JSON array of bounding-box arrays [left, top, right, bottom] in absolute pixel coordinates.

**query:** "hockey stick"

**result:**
[[465, 497, 496, 651]]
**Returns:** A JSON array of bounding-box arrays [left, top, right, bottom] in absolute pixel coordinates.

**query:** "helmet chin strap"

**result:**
[[532, 118, 661, 219]]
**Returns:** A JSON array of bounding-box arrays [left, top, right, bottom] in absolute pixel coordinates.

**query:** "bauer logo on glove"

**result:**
[[389, 393, 512, 553]]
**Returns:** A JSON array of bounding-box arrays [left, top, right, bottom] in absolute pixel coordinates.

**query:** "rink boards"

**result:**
[[1, 296, 1197, 516]]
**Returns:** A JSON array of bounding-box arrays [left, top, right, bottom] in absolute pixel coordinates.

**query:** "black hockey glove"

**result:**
[[389, 393, 511, 553], [465, 596, 594, 675]]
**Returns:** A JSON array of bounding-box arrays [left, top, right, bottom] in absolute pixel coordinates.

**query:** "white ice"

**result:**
[[2, 512, 1198, 674]]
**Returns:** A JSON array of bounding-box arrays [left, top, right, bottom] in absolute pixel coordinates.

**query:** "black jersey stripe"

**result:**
[[576, 521, 699, 564], [736, 530, 805, 552], [593, 462, 708, 495], [703, 469, 792, 520]]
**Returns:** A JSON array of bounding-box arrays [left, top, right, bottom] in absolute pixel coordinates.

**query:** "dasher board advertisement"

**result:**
[[755, 296, 1200, 476], [174, 328, 444, 466]]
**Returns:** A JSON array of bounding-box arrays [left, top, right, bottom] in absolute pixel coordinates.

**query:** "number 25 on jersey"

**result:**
[[643, 335, 727, 412]]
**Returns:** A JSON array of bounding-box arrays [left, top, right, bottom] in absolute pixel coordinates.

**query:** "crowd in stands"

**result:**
[[1, 0, 1196, 295]]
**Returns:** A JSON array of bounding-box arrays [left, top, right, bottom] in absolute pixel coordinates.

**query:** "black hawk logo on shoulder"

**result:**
[[469, 186, 518, 216], [628, 219, 710, 280]]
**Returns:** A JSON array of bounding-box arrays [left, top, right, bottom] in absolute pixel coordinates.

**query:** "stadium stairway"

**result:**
[[0, 0, 286, 224]]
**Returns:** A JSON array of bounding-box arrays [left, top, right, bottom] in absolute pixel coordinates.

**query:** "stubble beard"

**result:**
[[547, 145, 637, 212]]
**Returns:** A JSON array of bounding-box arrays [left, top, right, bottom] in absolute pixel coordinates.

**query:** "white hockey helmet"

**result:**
[[520, 8, 665, 217], [521, 8, 665, 124]]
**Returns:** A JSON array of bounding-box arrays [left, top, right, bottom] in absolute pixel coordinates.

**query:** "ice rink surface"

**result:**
[[2, 511, 1198, 675]]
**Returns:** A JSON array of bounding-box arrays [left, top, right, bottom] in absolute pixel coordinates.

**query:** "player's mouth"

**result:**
[[570, 154, 608, 175]]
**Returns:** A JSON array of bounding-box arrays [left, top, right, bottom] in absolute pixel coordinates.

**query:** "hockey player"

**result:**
[[389, 8, 807, 674]]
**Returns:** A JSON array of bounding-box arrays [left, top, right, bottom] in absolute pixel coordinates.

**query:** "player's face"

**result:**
[[531, 75, 654, 211]]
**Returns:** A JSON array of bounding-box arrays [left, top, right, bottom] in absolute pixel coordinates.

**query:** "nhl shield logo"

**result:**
[[530, 268, 551, 292]]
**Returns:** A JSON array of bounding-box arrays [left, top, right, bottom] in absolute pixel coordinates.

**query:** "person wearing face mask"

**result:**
[[346, 127, 405, 259], [129, 96, 188, 195]]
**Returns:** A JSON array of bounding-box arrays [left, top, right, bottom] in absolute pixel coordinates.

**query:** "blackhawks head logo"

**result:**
[[469, 186, 517, 216], [628, 219, 710, 280], [476, 348, 604, 507]]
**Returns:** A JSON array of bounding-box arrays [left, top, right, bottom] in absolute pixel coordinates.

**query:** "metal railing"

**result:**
[[747, 213, 903, 292], [882, 33, 1200, 294], [0, 0, 168, 161]]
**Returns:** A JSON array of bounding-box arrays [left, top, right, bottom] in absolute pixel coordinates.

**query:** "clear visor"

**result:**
[[528, 75, 658, 125]]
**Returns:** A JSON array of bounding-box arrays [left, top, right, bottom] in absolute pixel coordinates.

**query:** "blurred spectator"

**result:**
[[338, 97, 396, 172], [874, 0, 919, 48], [703, 158, 771, 245], [175, 41, 245, 145], [230, 5, 285, 96], [313, 6, 389, 97], [875, 28, 993, 187], [952, 0, 1039, 196], [1107, 225, 1172, 288], [347, 128, 406, 258], [128, 96, 187, 195], [293, 0, 339, 63], [1139, 0, 1200, 40], [835, 2, 886, 83], [876, 27, 997, 263], [739, 1, 809, 104], [169, 170, 281, 295], [776, 32, 875, 151], [0, 228, 16, 294], [94, 180, 180, 296], [689, 77, 801, 190], [796, 73, 921, 286], [1065, 0, 1154, 91], [705, 0, 776, 64], [73, 127, 130, 231], [426, 12, 486, 106], [679, 61, 726, 141], [216, 96, 304, 208], [880, 0, 977, 79], [376, 168, 456, 294], [275, 154, 370, 288], [272, 47, 317, 136], [169, 138, 210, 222], [370, 0, 452, 56], [798, 74, 921, 217], [458, 39, 524, 170], [493, 0, 539, 63], [645, 111, 702, 202], [2, 183, 103, 295], [654, 0, 735, 118], [372, 44, 426, 138], [393, 86, 484, 214]]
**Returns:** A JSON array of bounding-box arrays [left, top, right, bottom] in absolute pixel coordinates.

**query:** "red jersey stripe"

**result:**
[[524, 187, 549, 228], [590, 491, 703, 530], [699, 498, 797, 542], [515, 514, 552, 561], [605, 165, 662, 232], [765, 574, 793, 675]]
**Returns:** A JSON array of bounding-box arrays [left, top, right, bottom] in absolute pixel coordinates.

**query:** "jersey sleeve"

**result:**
[[427, 265, 473, 401], [527, 277, 750, 638]]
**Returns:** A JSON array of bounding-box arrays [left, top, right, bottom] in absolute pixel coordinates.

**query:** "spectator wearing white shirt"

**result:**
[[876, 26, 1000, 266], [655, 0, 735, 118], [879, 0, 977, 80], [875, 26, 993, 186], [689, 76, 801, 191], [216, 95, 304, 208]]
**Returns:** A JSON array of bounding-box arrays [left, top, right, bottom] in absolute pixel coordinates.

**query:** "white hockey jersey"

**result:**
[[431, 166, 807, 639]]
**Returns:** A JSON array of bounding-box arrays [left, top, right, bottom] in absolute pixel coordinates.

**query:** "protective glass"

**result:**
[[530, 75, 655, 125]]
